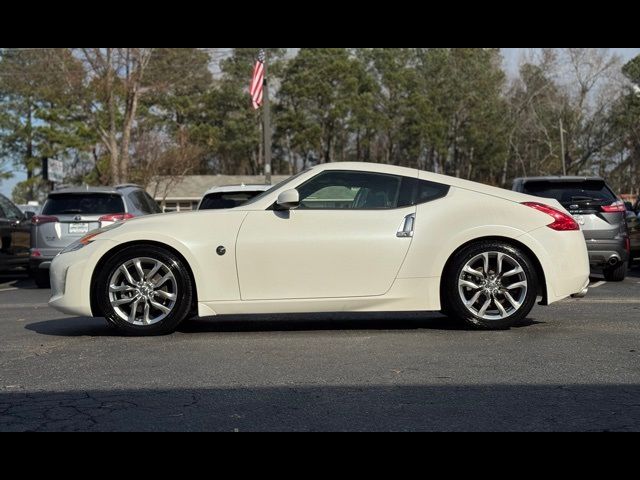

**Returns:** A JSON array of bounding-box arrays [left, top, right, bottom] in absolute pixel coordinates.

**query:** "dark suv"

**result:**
[[31, 185, 161, 287], [0, 194, 32, 271], [513, 177, 635, 281]]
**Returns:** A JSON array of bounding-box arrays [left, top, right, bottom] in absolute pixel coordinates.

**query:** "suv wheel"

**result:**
[[603, 261, 627, 282]]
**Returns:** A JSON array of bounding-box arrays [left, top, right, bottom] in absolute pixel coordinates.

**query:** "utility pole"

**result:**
[[263, 62, 273, 185], [559, 118, 567, 176]]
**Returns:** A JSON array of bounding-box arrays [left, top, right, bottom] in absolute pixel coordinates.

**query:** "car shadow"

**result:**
[[26, 313, 545, 337], [0, 271, 36, 290]]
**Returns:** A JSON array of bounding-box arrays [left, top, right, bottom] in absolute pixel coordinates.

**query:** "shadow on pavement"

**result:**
[[26, 313, 544, 337], [1, 384, 638, 431], [0, 270, 36, 290]]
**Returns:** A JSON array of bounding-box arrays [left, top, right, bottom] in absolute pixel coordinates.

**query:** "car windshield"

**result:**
[[43, 194, 125, 215], [200, 191, 266, 210], [241, 170, 310, 207], [522, 180, 616, 205]]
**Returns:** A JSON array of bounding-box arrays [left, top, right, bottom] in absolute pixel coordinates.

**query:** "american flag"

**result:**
[[250, 49, 266, 110]]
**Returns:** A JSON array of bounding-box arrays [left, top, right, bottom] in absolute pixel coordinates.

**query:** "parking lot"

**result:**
[[1, 266, 640, 432]]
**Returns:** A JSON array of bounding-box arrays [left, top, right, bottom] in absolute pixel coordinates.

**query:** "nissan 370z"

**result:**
[[49, 163, 590, 335]]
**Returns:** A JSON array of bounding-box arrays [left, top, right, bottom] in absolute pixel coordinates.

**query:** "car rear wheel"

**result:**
[[603, 261, 627, 282], [442, 241, 539, 330], [95, 245, 194, 336]]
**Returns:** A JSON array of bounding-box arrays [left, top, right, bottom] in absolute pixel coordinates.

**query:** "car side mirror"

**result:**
[[276, 189, 300, 211], [23, 211, 35, 221]]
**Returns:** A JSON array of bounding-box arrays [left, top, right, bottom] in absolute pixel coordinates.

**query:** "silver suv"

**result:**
[[31, 185, 161, 288], [513, 177, 632, 281]]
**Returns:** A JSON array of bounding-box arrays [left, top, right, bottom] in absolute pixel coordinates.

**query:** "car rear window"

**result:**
[[200, 191, 265, 210], [43, 194, 125, 215], [521, 180, 616, 205]]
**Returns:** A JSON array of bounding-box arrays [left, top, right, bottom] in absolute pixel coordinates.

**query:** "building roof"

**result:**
[[148, 175, 290, 201]]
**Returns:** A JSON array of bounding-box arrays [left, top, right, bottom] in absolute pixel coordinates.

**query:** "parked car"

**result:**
[[198, 185, 271, 210], [513, 176, 635, 281], [49, 162, 590, 336], [18, 202, 41, 216], [31, 185, 161, 288], [0, 194, 33, 272], [627, 208, 640, 263]]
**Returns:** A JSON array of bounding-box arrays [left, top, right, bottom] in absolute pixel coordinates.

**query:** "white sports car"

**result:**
[[49, 162, 590, 335]]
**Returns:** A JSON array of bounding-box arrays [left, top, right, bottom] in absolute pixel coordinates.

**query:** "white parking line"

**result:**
[[0, 287, 18, 293], [589, 281, 607, 289]]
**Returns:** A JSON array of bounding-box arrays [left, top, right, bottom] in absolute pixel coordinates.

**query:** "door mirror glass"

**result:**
[[276, 189, 300, 211], [23, 211, 36, 221]]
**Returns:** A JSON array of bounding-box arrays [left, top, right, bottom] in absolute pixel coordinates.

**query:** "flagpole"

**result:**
[[263, 54, 273, 185]]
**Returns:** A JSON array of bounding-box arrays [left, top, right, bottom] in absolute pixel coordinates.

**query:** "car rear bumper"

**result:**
[[585, 238, 629, 267]]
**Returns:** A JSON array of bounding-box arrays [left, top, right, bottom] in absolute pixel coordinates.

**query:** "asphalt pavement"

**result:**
[[1, 266, 639, 431]]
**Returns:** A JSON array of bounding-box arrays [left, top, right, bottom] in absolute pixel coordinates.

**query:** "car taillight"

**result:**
[[99, 213, 135, 223], [522, 202, 580, 231], [32, 215, 59, 225], [601, 201, 626, 213]]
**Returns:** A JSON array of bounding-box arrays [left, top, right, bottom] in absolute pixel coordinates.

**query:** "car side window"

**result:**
[[0, 196, 22, 220], [128, 191, 160, 215], [294, 171, 449, 210], [297, 171, 405, 210]]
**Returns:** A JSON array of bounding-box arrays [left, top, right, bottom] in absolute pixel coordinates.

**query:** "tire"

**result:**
[[33, 270, 51, 289], [603, 261, 627, 282], [94, 245, 194, 336], [441, 241, 539, 330]]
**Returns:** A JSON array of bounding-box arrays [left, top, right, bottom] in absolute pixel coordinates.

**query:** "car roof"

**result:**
[[514, 176, 605, 183], [49, 185, 142, 196], [203, 184, 272, 195]]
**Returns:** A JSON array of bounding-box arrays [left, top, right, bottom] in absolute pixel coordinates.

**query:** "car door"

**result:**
[[627, 211, 640, 257], [236, 170, 418, 301], [0, 203, 10, 266], [0, 196, 30, 263]]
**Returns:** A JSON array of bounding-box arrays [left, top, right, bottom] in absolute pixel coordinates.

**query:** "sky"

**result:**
[[2, 48, 640, 199]]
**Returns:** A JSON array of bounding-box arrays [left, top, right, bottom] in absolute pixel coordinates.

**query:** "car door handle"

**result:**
[[397, 214, 416, 238]]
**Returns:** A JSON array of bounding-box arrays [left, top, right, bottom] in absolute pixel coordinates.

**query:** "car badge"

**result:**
[[74, 216, 82, 221]]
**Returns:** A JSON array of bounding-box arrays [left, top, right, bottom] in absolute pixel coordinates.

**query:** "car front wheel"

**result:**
[[442, 241, 539, 330], [95, 245, 194, 336]]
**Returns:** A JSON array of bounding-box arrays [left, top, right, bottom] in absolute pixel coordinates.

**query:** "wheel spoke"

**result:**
[[112, 296, 136, 307], [460, 279, 481, 290], [119, 266, 137, 286], [502, 266, 523, 278], [465, 290, 483, 307], [478, 297, 492, 317], [147, 261, 162, 282], [134, 260, 146, 282], [154, 290, 177, 301], [482, 253, 490, 274], [154, 273, 172, 289], [149, 300, 171, 315], [110, 284, 136, 293], [507, 281, 527, 291], [497, 253, 505, 275], [143, 301, 151, 325], [504, 291, 522, 310], [129, 297, 142, 323], [494, 296, 508, 317], [463, 266, 485, 278]]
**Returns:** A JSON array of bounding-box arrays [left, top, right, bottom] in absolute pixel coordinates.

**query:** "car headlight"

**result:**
[[59, 223, 124, 255]]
